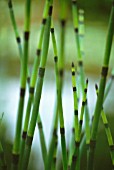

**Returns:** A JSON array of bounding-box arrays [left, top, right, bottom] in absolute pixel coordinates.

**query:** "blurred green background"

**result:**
[[0, 0, 114, 170]]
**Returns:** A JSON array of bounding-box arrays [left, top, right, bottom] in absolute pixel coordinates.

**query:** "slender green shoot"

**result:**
[[95, 84, 114, 168], [68, 62, 79, 169], [11, 0, 32, 169], [19, 0, 50, 168], [8, 0, 30, 82], [37, 114, 47, 167], [21, 2, 53, 169], [71, 79, 88, 170], [88, 2, 114, 170]]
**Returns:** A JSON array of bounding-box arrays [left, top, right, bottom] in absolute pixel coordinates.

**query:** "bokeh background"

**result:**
[[0, 0, 114, 169]]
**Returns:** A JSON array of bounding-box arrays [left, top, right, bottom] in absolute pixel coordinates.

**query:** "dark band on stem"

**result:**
[[110, 145, 114, 151], [104, 123, 108, 128], [74, 110, 78, 115], [74, 28, 78, 33], [22, 131, 27, 139], [20, 88, 25, 97], [27, 77, 30, 84], [26, 135, 33, 146], [78, 60, 83, 66], [73, 86, 77, 92], [101, 66, 108, 77], [36, 49, 41, 56], [24, 31, 30, 41], [72, 71, 75, 76], [60, 127, 65, 135], [55, 140, 58, 146], [82, 101, 86, 106], [16, 37, 21, 43], [90, 139, 96, 148], [79, 119, 83, 126], [49, 6, 53, 16], [29, 87, 34, 94], [60, 19, 66, 27], [59, 69, 64, 77], [53, 157, 56, 163], [84, 88, 87, 93], [72, 155, 77, 162], [54, 56, 58, 63], [72, 127, 75, 133], [51, 28, 54, 33], [42, 18, 46, 25], [38, 122, 42, 129], [38, 67, 45, 78], [53, 129, 57, 137], [75, 141, 80, 147], [72, 0, 77, 5], [8, 0, 12, 8], [12, 153, 19, 165]]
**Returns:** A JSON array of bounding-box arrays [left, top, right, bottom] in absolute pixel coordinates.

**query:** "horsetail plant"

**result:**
[[8, 0, 30, 82], [11, 0, 31, 169], [71, 0, 85, 93], [71, 79, 88, 170], [19, 0, 50, 168], [95, 84, 114, 168], [48, 22, 68, 170], [88, 2, 114, 170], [21, 2, 53, 169], [37, 114, 47, 167], [68, 62, 79, 169], [45, 23, 59, 170], [58, 0, 67, 88], [8, 0, 22, 60], [1, 0, 114, 169]]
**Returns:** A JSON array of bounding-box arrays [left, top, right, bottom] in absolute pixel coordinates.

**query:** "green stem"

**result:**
[[19, 1, 50, 168], [12, 0, 31, 169], [0, 142, 7, 170], [88, 3, 114, 170], [21, 4, 53, 169]]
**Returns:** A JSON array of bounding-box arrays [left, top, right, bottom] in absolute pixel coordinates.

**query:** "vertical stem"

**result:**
[[11, 0, 31, 169], [21, 3, 53, 169], [0, 142, 7, 170], [88, 3, 114, 170], [19, 0, 50, 168]]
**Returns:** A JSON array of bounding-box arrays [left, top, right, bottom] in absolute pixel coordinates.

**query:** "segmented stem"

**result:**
[[88, 3, 114, 170]]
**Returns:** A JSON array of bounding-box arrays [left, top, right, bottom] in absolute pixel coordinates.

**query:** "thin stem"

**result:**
[[0, 142, 7, 170], [21, 3, 53, 169], [71, 79, 88, 170], [11, 0, 32, 169], [19, 0, 50, 168], [8, 0, 30, 81], [37, 114, 47, 167], [95, 84, 114, 168], [88, 3, 114, 170], [68, 63, 79, 169]]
